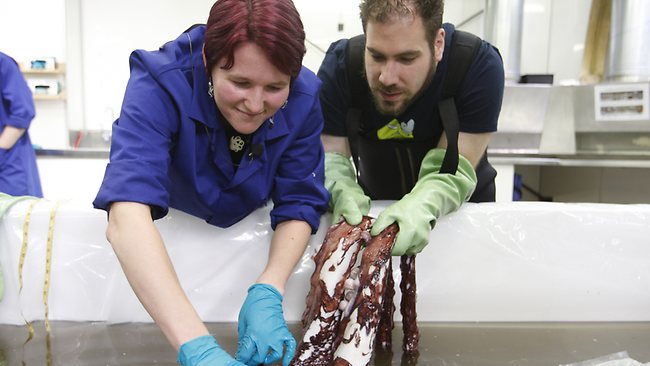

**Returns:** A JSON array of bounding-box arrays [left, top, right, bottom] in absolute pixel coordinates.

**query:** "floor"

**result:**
[[1, 321, 649, 365]]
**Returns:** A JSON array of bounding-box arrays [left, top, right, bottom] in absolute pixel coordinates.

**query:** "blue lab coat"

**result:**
[[0, 52, 42, 197], [93, 26, 329, 231]]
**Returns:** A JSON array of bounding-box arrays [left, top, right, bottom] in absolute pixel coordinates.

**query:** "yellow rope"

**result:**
[[43, 200, 59, 333], [18, 200, 38, 343], [18, 201, 38, 291], [18, 198, 58, 366]]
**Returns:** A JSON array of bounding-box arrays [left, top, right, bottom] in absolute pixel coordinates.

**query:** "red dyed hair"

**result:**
[[203, 0, 306, 81]]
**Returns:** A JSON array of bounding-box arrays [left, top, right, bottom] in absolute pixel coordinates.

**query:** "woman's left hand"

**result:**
[[236, 284, 296, 366]]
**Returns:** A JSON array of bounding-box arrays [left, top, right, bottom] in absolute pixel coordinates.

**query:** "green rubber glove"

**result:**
[[0, 192, 37, 219], [324, 152, 370, 225], [371, 148, 477, 256]]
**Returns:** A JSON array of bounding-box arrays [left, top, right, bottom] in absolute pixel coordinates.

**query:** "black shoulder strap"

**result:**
[[344, 34, 367, 162], [438, 29, 482, 174], [346, 34, 367, 108], [441, 30, 482, 99]]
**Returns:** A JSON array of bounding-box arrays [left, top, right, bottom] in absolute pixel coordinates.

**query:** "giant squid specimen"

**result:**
[[291, 218, 420, 366]]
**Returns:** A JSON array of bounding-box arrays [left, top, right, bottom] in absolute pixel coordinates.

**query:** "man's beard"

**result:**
[[370, 61, 437, 117]]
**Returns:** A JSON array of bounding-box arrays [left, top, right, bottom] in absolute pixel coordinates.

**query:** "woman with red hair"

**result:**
[[93, 0, 328, 365]]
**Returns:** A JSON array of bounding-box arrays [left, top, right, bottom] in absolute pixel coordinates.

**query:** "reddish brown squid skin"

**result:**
[[291, 217, 372, 366], [292, 220, 421, 366], [332, 223, 399, 366], [375, 258, 395, 351], [400, 255, 420, 355]]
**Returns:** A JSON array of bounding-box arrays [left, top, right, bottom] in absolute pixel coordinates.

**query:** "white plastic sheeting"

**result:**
[[1, 199, 650, 325]]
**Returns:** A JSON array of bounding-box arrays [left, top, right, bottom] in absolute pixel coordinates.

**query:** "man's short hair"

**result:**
[[359, 0, 444, 46]]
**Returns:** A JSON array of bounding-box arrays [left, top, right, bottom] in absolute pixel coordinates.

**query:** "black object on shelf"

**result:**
[[519, 74, 554, 84]]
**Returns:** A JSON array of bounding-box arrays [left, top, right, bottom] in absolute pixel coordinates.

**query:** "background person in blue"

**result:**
[[319, 0, 504, 256], [92, 0, 328, 365], [0, 51, 43, 198]]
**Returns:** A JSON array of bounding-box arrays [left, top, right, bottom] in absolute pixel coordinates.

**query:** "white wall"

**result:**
[[444, 0, 487, 35], [77, 0, 216, 134], [37, 157, 108, 203], [0, 0, 66, 62], [294, 0, 364, 72], [0, 0, 69, 149]]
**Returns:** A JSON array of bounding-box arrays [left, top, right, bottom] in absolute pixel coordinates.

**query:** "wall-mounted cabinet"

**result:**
[[20, 62, 67, 101]]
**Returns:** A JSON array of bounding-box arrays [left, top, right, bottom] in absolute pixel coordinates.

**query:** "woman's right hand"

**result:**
[[177, 335, 246, 366]]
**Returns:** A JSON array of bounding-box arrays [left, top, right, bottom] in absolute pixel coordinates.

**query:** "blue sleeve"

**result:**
[[0, 56, 35, 129], [270, 88, 329, 233], [456, 41, 505, 134], [317, 39, 353, 137], [93, 51, 177, 215]]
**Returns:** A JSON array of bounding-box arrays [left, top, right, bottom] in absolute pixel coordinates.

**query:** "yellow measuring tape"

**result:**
[[18, 199, 38, 343], [43, 200, 60, 334], [18, 199, 59, 365]]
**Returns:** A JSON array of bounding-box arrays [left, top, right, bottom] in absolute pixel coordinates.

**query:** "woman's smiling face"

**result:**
[[210, 41, 290, 134]]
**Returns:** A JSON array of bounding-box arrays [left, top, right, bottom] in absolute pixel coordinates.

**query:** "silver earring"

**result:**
[[207, 81, 214, 97], [281, 100, 288, 109]]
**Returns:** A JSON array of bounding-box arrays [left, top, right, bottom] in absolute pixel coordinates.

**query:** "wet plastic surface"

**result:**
[[2, 200, 650, 325], [1, 321, 649, 365]]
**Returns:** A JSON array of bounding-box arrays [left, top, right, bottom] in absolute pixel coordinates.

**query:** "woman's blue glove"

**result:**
[[236, 284, 296, 366], [177, 334, 245, 366]]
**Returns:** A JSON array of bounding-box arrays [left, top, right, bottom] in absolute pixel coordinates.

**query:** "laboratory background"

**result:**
[[1, 1, 650, 365], [0, 0, 648, 204]]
